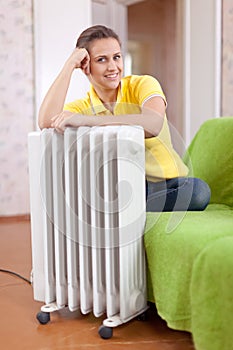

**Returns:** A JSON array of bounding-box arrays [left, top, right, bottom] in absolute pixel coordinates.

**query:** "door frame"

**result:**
[[177, 0, 222, 144]]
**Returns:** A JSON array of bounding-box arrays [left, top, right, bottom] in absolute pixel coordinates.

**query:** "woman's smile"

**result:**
[[104, 72, 119, 79]]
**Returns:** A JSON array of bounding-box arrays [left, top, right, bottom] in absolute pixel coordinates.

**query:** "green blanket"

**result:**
[[144, 117, 233, 350], [145, 205, 233, 348]]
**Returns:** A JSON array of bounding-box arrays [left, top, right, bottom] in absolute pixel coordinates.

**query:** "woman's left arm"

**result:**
[[140, 95, 166, 137]]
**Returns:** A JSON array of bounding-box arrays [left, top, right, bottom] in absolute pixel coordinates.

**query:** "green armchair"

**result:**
[[144, 116, 233, 350]]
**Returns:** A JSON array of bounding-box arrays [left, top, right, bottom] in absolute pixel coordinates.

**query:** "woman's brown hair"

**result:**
[[76, 25, 121, 51]]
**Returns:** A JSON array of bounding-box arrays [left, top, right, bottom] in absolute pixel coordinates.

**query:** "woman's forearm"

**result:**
[[54, 112, 164, 138], [38, 63, 74, 129]]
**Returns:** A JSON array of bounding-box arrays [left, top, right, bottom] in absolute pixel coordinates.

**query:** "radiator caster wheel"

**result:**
[[36, 311, 50, 325], [137, 311, 148, 322], [98, 325, 113, 339]]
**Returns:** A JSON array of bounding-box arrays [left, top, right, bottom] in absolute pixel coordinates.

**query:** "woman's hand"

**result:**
[[51, 111, 77, 132], [65, 47, 90, 74]]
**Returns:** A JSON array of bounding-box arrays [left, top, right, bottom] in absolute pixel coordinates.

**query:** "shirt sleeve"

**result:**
[[135, 75, 167, 107]]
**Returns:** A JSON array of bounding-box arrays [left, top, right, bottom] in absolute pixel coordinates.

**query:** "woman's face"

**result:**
[[88, 38, 123, 93]]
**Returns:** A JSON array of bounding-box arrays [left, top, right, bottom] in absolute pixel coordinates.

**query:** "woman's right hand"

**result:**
[[66, 47, 90, 74]]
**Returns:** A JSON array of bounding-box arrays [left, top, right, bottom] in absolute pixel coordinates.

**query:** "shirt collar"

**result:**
[[89, 83, 122, 115]]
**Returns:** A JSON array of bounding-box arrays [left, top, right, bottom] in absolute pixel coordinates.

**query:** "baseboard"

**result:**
[[0, 214, 30, 223]]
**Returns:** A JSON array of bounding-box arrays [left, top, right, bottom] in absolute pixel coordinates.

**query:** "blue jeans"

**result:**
[[146, 177, 211, 212]]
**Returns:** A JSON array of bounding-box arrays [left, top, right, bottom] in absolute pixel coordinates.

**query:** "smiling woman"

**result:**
[[38, 24, 211, 213], [38, 25, 165, 136]]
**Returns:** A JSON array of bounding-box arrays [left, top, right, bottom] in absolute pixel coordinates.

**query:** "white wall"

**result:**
[[33, 0, 92, 119]]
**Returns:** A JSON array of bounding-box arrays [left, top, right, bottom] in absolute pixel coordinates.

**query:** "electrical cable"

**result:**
[[0, 268, 31, 285]]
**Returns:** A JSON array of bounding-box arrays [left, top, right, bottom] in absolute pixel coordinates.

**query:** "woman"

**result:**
[[38, 25, 210, 212]]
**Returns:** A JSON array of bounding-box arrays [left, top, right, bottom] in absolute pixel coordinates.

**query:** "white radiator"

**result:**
[[28, 125, 147, 338]]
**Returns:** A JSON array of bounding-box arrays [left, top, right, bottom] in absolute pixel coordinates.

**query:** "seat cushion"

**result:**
[[144, 204, 233, 331]]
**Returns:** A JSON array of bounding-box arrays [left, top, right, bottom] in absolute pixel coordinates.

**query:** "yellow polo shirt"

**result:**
[[64, 75, 188, 182]]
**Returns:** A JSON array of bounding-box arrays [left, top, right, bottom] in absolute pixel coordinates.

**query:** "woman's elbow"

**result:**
[[38, 119, 48, 130], [38, 113, 52, 129]]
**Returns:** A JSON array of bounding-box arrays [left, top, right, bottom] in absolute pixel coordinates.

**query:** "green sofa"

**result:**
[[144, 117, 233, 350]]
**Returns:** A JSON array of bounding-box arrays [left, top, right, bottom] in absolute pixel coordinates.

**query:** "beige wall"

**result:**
[[222, 0, 233, 116], [0, 0, 34, 216]]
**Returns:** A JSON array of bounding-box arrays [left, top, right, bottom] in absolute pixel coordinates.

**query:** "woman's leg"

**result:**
[[146, 177, 211, 212]]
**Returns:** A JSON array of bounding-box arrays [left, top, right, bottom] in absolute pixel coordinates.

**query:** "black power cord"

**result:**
[[0, 268, 31, 285]]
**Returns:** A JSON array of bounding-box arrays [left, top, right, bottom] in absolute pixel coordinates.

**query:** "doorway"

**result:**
[[127, 0, 181, 135]]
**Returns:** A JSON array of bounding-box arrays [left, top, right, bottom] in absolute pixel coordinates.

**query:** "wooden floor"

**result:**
[[0, 218, 195, 350]]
